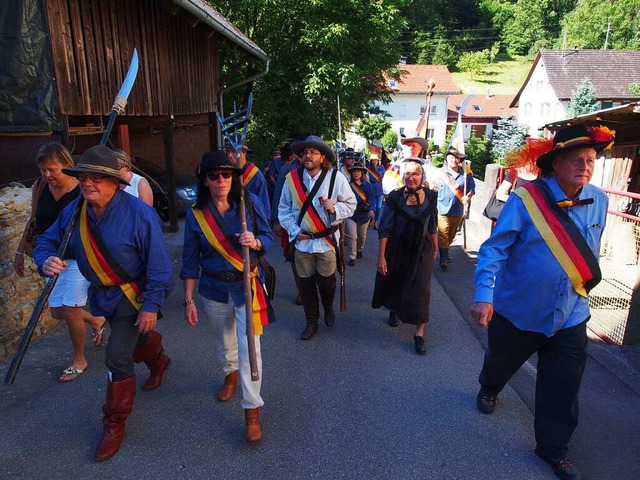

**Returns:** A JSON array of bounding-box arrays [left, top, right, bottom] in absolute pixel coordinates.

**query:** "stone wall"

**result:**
[[0, 185, 56, 363]]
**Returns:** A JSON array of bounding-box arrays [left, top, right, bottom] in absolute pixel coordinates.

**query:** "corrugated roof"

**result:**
[[512, 49, 640, 107], [447, 94, 516, 118], [386, 64, 460, 95]]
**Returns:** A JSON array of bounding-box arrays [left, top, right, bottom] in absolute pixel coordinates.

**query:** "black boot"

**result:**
[[299, 276, 319, 340], [439, 248, 449, 270], [317, 274, 336, 327], [388, 311, 399, 327], [291, 261, 303, 305]]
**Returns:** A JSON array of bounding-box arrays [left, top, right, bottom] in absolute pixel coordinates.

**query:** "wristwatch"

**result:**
[[183, 299, 195, 307]]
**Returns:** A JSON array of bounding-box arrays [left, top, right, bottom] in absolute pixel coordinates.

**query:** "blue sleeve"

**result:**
[[139, 208, 175, 313], [468, 174, 476, 194], [250, 172, 271, 216], [180, 209, 201, 280], [271, 163, 292, 222], [33, 198, 78, 276], [473, 195, 522, 304], [248, 193, 275, 253]]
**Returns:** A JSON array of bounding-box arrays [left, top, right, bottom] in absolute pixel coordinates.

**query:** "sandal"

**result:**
[[92, 318, 107, 347], [59, 366, 86, 383]]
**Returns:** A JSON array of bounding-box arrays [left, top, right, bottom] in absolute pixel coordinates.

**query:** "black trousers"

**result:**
[[479, 312, 588, 458], [105, 297, 149, 382]]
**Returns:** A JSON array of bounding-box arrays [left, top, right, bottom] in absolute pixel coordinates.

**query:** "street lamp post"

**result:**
[[424, 78, 436, 148]]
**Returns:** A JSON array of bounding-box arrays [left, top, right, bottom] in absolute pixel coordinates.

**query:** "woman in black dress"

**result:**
[[372, 159, 438, 355]]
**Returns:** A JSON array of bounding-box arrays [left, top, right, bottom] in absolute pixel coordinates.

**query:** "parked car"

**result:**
[[132, 156, 198, 221]]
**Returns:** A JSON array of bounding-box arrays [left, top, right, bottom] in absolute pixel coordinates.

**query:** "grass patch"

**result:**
[[451, 55, 532, 95]]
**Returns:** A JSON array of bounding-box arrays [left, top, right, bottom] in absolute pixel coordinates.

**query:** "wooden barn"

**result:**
[[0, 0, 268, 228]]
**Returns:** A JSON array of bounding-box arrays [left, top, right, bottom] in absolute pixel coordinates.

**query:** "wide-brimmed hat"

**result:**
[[340, 148, 356, 160], [536, 124, 615, 172], [369, 154, 380, 162], [400, 130, 428, 151], [402, 157, 425, 165], [196, 150, 242, 179], [63, 145, 130, 185], [445, 146, 467, 159], [348, 161, 367, 173], [291, 135, 336, 163]]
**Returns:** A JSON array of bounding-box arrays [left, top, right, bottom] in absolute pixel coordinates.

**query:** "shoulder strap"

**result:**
[[296, 167, 328, 226], [327, 168, 338, 199]]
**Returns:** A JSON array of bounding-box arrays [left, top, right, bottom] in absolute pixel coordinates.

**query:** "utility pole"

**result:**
[[604, 21, 611, 50]]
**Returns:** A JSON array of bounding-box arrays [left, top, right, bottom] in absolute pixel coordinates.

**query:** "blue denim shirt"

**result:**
[[180, 193, 274, 305], [35, 190, 174, 316], [437, 165, 475, 216], [474, 175, 608, 336]]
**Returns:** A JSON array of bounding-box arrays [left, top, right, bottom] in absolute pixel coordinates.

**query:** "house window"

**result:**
[[420, 105, 426, 115], [524, 103, 532, 115], [540, 102, 550, 115], [426, 128, 434, 140], [430, 105, 437, 115], [536, 80, 543, 90], [601, 101, 613, 109], [455, 105, 461, 111], [399, 127, 405, 135], [472, 105, 481, 111], [388, 79, 397, 88]]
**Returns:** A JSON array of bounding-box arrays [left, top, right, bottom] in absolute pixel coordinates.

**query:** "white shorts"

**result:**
[[48, 260, 90, 308]]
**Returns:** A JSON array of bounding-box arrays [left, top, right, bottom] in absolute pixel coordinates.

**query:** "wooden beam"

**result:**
[[117, 125, 131, 154], [163, 117, 179, 232]]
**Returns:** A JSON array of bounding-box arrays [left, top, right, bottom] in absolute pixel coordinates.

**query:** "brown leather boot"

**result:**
[[94, 376, 136, 462], [244, 408, 262, 442], [218, 371, 238, 402], [133, 330, 172, 391]]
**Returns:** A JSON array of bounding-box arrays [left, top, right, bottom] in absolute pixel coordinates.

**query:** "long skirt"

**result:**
[[371, 233, 434, 325]]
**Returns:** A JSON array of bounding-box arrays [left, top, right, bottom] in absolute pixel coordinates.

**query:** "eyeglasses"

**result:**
[[78, 173, 109, 183], [206, 170, 233, 181], [302, 149, 322, 157]]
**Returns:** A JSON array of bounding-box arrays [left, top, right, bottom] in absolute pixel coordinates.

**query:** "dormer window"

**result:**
[[473, 105, 481, 111], [388, 79, 397, 88], [455, 105, 461, 111]]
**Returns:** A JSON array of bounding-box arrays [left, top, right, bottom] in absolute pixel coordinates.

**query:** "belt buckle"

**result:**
[[222, 271, 236, 282]]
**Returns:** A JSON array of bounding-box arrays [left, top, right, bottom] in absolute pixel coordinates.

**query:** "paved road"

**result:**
[[1, 223, 638, 479]]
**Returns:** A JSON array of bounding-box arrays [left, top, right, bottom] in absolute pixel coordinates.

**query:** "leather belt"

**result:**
[[302, 225, 339, 239], [211, 271, 243, 282]]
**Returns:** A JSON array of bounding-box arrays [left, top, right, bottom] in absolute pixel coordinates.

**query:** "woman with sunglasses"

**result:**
[[181, 150, 274, 443]]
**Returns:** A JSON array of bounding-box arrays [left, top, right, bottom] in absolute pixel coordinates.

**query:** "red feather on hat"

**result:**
[[503, 137, 550, 177], [588, 125, 615, 148]]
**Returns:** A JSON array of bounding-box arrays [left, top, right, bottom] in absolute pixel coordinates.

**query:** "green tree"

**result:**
[[568, 77, 599, 117], [502, 0, 561, 56], [629, 82, 640, 96], [381, 129, 399, 152], [355, 116, 392, 142], [456, 50, 490, 77], [490, 117, 529, 164], [465, 135, 492, 181], [213, 0, 405, 160], [558, 0, 640, 50]]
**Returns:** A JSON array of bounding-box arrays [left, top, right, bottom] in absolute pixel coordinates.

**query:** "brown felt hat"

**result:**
[[63, 145, 130, 185]]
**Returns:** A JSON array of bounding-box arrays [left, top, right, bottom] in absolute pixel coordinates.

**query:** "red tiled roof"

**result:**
[[385, 64, 460, 95], [447, 94, 516, 119]]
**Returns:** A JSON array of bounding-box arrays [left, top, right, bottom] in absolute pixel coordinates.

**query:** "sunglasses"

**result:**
[[78, 173, 109, 183], [206, 170, 233, 181]]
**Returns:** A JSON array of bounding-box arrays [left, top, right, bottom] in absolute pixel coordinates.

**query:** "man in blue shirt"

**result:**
[[437, 146, 475, 270], [35, 145, 174, 462], [471, 124, 615, 480]]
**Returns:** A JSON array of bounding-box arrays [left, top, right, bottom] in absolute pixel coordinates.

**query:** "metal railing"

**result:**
[[589, 188, 640, 344]]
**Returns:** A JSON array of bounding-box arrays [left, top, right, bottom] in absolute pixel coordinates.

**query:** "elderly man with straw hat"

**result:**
[[35, 145, 174, 462], [471, 124, 615, 480]]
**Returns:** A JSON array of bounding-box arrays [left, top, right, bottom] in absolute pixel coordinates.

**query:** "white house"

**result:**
[[376, 64, 460, 150], [446, 93, 516, 140], [511, 49, 640, 136]]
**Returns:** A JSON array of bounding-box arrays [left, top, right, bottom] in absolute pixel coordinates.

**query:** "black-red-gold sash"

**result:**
[[285, 168, 336, 252], [241, 162, 259, 186], [513, 180, 601, 298], [367, 166, 382, 183], [79, 201, 143, 310], [442, 170, 465, 201], [350, 182, 369, 207], [192, 206, 269, 333]]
